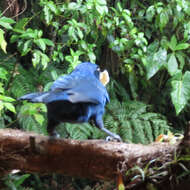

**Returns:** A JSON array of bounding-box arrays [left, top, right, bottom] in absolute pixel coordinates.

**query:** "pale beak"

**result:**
[[100, 70, 110, 86]]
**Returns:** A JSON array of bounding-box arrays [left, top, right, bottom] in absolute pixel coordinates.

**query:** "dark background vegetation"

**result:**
[[0, 0, 190, 189]]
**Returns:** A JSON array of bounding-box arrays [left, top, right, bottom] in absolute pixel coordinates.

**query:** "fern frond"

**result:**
[[120, 120, 133, 142], [104, 83, 171, 144]]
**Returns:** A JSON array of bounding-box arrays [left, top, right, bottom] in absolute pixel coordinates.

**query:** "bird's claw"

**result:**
[[106, 135, 122, 142], [49, 130, 60, 138]]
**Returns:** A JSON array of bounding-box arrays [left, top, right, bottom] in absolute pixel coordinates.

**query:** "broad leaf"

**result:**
[[175, 43, 189, 51], [0, 17, 15, 24], [0, 17, 15, 29], [21, 32, 36, 39], [41, 38, 54, 46], [10, 34, 20, 43], [21, 40, 32, 56], [41, 52, 49, 69], [176, 52, 185, 69], [4, 102, 16, 113], [47, 1, 58, 14], [146, 6, 155, 22], [44, 5, 53, 24], [96, 5, 108, 15], [14, 18, 29, 30], [159, 11, 168, 31], [96, 0, 108, 15], [167, 53, 178, 76], [144, 48, 167, 79], [0, 95, 15, 102], [88, 52, 96, 63], [168, 35, 177, 51], [32, 50, 41, 67], [171, 71, 190, 114], [34, 39, 46, 51]]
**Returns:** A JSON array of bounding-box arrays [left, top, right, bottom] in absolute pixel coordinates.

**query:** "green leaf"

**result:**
[[21, 32, 36, 39], [21, 40, 32, 56], [34, 113, 44, 125], [168, 35, 177, 51], [167, 53, 178, 76], [80, 40, 87, 49], [146, 6, 155, 22], [44, 5, 53, 24], [41, 52, 49, 69], [68, 2, 80, 10], [88, 52, 96, 63], [4, 102, 16, 113], [96, 5, 108, 15], [51, 70, 58, 80], [68, 27, 77, 41], [34, 39, 46, 51], [0, 95, 15, 102], [0, 17, 15, 24], [147, 41, 159, 54], [0, 29, 7, 53], [0, 67, 8, 80], [176, 52, 185, 70], [0, 17, 15, 29], [14, 18, 29, 30], [96, 0, 108, 15], [41, 38, 54, 46], [116, 2, 122, 12], [10, 34, 20, 43], [77, 28, 83, 39], [65, 55, 73, 63], [47, 1, 58, 14], [32, 50, 41, 67], [175, 43, 189, 51], [159, 11, 168, 31], [144, 48, 167, 79], [171, 71, 190, 114]]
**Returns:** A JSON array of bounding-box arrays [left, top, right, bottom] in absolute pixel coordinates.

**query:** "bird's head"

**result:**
[[74, 62, 110, 86], [99, 70, 109, 86]]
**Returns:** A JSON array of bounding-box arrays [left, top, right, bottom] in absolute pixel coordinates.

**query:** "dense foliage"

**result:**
[[1, 0, 190, 189]]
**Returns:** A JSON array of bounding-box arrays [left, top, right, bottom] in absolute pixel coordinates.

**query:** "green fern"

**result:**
[[103, 80, 171, 144], [17, 103, 47, 135], [57, 123, 103, 140]]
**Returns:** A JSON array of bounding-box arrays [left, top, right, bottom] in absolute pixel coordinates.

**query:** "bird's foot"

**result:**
[[48, 130, 60, 138], [106, 135, 122, 142]]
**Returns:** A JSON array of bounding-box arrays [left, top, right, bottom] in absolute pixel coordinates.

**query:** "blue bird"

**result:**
[[19, 62, 121, 141]]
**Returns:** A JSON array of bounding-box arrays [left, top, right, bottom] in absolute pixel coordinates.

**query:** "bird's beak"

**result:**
[[100, 70, 110, 86]]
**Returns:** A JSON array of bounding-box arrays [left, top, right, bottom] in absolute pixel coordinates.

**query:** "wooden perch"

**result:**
[[0, 129, 180, 181]]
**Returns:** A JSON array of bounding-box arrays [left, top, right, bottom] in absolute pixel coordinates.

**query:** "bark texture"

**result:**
[[0, 129, 179, 180]]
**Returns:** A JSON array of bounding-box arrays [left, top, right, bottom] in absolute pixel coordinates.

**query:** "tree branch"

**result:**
[[0, 129, 180, 181]]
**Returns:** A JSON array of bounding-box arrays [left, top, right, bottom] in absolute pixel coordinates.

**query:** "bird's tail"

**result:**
[[18, 92, 49, 103]]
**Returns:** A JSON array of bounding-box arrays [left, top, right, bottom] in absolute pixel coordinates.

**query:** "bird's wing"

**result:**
[[50, 74, 77, 91], [44, 75, 109, 104]]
